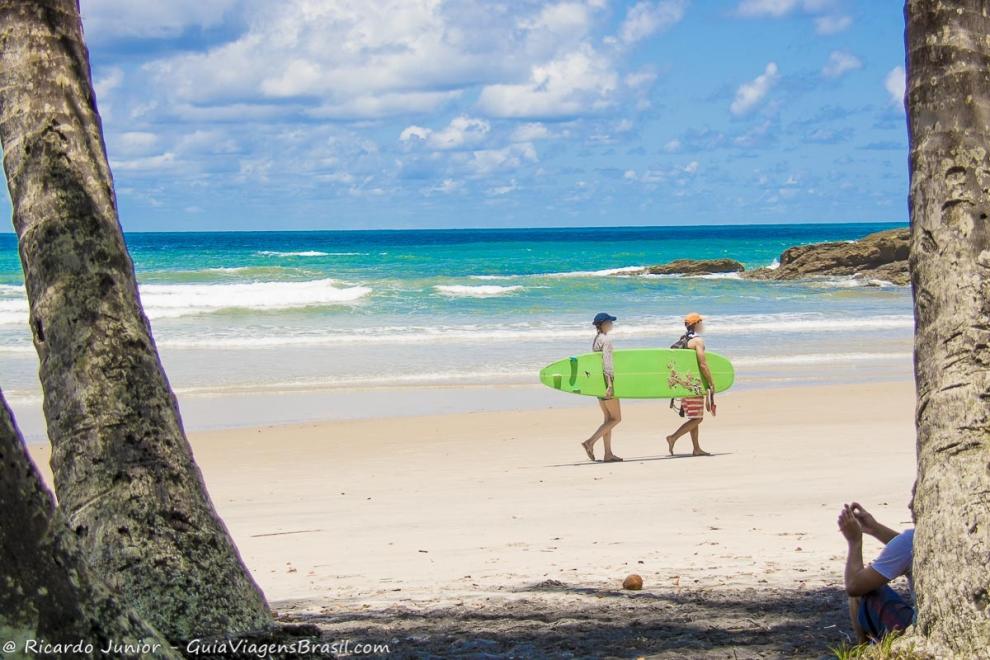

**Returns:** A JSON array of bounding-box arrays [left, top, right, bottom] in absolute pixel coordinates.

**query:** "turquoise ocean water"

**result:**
[[0, 223, 913, 439]]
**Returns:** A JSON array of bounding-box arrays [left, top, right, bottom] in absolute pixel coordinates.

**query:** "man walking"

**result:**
[[666, 312, 714, 456]]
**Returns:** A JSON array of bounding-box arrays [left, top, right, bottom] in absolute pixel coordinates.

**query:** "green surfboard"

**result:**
[[539, 348, 735, 399]]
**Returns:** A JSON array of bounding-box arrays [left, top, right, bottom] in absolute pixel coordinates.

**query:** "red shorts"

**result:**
[[681, 396, 705, 419]]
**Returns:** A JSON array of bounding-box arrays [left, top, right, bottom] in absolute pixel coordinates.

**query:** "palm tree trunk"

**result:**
[[0, 0, 271, 641], [0, 387, 179, 658], [905, 0, 990, 654]]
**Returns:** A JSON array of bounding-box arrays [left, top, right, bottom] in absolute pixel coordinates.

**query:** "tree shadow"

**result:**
[[271, 583, 851, 659]]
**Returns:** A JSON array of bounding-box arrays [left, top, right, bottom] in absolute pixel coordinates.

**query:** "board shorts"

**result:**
[[857, 585, 915, 641], [680, 396, 705, 419]]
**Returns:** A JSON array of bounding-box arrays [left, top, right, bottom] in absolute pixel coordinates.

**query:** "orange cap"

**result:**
[[684, 312, 703, 326]]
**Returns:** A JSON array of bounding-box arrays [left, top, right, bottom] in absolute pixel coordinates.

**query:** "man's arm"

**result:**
[[839, 505, 890, 596], [692, 339, 715, 391], [850, 502, 900, 544]]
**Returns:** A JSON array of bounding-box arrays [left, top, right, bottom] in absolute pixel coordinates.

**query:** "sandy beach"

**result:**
[[26, 380, 916, 657]]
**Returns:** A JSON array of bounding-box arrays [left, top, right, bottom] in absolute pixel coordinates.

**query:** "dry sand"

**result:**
[[28, 381, 917, 658]]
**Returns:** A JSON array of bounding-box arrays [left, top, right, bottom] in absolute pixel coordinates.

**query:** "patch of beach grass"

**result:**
[[831, 633, 926, 659]]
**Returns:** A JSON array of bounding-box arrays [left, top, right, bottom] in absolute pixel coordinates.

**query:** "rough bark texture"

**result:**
[[905, 0, 990, 656], [0, 387, 179, 659], [0, 0, 271, 641]]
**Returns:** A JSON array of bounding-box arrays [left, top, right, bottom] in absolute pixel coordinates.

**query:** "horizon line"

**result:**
[[0, 219, 910, 236]]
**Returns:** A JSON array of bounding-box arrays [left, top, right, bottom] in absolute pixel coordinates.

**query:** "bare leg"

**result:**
[[582, 400, 615, 460], [848, 597, 867, 644], [690, 423, 710, 456], [667, 418, 701, 454], [602, 399, 623, 462]]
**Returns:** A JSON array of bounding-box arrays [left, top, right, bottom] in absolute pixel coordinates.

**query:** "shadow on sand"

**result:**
[[544, 452, 732, 468], [273, 582, 850, 659]]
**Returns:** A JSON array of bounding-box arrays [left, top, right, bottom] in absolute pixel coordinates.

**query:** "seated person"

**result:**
[[837, 501, 915, 643]]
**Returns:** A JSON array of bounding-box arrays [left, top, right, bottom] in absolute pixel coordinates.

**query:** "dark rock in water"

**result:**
[[639, 258, 745, 276], [742, 228, 910, 285]]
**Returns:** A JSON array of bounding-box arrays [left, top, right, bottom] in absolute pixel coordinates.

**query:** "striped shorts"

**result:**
[[681, 396, 705, 419]]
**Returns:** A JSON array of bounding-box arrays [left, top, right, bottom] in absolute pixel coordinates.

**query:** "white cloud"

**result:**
[[94, 67, 123, 98], [733, 119, 773, 147], [885, 66, 906, 108], [461, 143, 538, 176], [477, 46, 618, 118], [624, 69, 658, 89], [175, 130, 240, 155], [400, 116, 491, 150], [511, 122, 552, 142], [111, 131, 160, 157], [487, 179, 518, 195], [519, 1, 598, 50], [822, 51, 862, 79], [429, 179, 462, 194], [308, 91, 462, 120], [683, 160, 699, 174], [664, 139, 682, 152], [144, 0, 622, 121], [815, 14, 852, 34], [736, 0, 844, 22], [80, 0, 238, 40], [111, 152, 178, 172], [618, 0, 688, 44], [730, 62, 779, 115], [736, 0, 800, 17]]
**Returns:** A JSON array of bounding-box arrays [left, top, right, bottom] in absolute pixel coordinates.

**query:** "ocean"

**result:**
[[0, 223, 914, 439]]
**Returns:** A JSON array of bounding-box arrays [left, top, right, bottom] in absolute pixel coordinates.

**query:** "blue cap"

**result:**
[[593, 312, 617, 325]]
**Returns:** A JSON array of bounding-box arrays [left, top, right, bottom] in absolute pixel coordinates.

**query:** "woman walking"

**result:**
[[581, 312, 623, 462]]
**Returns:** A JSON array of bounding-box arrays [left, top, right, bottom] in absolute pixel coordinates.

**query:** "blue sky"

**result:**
[[0, 0, 909, 231]]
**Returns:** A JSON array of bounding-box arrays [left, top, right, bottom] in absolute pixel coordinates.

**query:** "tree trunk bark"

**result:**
[[0, 387, 179, 658], [905, 0, 990, 655], [0, 1, 271, 641]]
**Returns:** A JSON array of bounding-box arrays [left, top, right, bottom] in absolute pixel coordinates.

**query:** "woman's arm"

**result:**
[[603, 338, 615, 395]]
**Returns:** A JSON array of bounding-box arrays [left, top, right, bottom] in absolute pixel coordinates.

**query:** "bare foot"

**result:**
[[581, 440, 596, 461], [666, 435, 677, 455], [692, 449, 711, 456], [604, 454, 623, 462]]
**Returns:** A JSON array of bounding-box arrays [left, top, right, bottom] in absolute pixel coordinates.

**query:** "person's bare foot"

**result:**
[[692, 449, 711, 456], [666, 435, 677, 455], [581, 440, 596, 461], [604, 454, 623, 462]]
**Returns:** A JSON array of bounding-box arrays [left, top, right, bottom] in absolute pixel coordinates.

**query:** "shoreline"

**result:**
[[14, 374, 914, 444]]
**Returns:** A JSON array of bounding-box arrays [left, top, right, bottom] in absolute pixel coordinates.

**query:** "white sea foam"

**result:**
[[469, 266, 645, 280], [0, 343, 33, 354], [205, 266, 308, 274], [733, 352, 912, 367], [138, 279, 371, 318], [642, 272, 744, 280], [256, 250, 331, 257], [151, 314, 914, 350], [767, 259, 780, 270], [537, 266, 646, 278], [0, 296, 28, 326], [805, 276, 903, 289], [434, 284, 524, 297], [170, 369, 536, 395]]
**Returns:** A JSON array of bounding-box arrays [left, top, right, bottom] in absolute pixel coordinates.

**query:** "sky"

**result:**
[[0, 0, 909, 232]]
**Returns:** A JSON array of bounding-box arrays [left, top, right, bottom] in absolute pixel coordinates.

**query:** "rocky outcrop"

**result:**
[[635, 259, 745, 276], [742, 228, 910, 285]]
